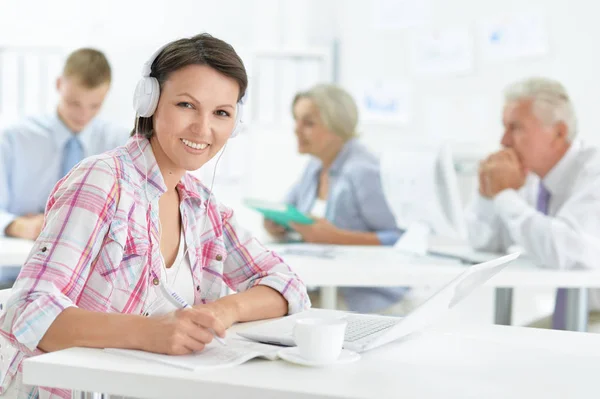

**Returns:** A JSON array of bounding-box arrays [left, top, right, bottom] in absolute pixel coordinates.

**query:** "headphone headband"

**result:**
[[133, 42, 245, 137], [141, 43, 169, 77]]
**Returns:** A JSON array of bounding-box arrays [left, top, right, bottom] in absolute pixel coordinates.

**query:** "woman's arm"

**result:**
[[197, 286, 288, 329], [331, 229, 382, 245], [39, 306, 225, 355], [0, 159, 224, 356], [217, 207, 310, 322], [289, 218, 383, 245], [0, 159, 120, 355], [38, 308, 146, 352]]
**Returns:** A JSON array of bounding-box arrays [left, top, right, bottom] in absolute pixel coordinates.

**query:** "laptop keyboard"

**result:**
[[344, 317, 400, 342]]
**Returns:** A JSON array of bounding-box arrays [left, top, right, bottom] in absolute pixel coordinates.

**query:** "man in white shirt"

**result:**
[[466, 77, 600, 331]]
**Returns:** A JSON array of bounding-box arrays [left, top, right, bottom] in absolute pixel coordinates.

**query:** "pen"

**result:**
[[158, 282, 227, 346]]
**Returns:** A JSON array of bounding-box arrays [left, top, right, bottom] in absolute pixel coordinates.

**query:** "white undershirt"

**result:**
[[165, 229, 195, 305], [311, 198, 328, 219], [150, 229, 195, 316]]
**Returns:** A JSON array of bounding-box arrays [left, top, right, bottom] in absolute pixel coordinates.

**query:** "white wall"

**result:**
[[336, 0, 600, 156], [0, 0, 321, 220], [3, 0, 599, 211], [2, 0, 583, 324]]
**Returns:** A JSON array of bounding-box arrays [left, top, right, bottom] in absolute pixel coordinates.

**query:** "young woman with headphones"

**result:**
[[0, 33, 309, 399]]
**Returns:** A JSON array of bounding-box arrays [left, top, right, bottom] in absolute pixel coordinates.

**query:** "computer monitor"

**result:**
[[380, 143, 467, 253]]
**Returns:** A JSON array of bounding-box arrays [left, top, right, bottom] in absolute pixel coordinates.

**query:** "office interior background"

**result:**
[[1, 0, 599, 326]]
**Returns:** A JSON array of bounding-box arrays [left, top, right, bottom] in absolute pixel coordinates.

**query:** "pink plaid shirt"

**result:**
[[0, 135, 310, 398]]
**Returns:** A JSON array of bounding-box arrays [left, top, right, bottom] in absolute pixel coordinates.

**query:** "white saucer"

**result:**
[[277, 347, 360, 367]]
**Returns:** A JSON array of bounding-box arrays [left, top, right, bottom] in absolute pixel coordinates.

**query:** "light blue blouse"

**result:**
[[285, 139, 409, 313]]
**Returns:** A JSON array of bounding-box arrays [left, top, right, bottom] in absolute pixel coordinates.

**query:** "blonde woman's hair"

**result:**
[[504, 77, 577, 141], [293, 84, 358, 141]]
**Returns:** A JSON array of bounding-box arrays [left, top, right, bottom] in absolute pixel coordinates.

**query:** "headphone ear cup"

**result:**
[[133, 77, 160, 117], [230, 102, 244, 138]]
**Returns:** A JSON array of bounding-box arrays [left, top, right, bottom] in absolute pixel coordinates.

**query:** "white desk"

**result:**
[[273, 245, 600, 332], [279, 247, 600, 287], [23, 320, 600, 399], [2, 238, 599, 331]]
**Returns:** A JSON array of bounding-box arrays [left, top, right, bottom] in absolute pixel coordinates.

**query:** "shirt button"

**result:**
[[152, 278, 159, 286], [41, 247, 47, 253], [216, 254, 223, 261], [196, 285, 200, 291]]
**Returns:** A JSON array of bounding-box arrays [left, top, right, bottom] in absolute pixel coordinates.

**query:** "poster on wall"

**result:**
[[410, 27, 474, 76], [478, 13, 549, 62], [350, 80, 412, 125]]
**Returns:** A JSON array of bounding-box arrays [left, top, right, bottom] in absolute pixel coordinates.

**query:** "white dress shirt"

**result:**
[[466, 140, 600, 309]]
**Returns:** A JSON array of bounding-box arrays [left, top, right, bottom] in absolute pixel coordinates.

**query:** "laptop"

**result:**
[[427, 244, 503, 265], [238, 252, 519, 353]]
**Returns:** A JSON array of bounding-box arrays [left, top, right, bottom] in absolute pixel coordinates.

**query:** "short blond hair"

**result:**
[[504, 77, 577, 141], [63, 48, 111, 88], [293, 84, 358, 141]]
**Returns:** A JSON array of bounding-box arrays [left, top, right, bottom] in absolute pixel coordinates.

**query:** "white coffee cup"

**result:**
[[294, 317, 347, 363]]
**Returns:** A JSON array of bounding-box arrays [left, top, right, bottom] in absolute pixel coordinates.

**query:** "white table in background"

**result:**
[[1, 238, 597, 332], [272, 244, 600, 332], [0, 238, 33, 285], [23, 317, 600, 399]]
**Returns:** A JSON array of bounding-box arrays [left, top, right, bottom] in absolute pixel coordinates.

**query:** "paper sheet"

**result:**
[[410, 27, 474, 75], [479, 13, 549, 61], [351, 80, 411, 125], [105, 338, 281, 371]]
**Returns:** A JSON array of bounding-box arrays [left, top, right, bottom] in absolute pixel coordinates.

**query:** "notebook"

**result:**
[[104, 338, 282, 371], [243, 198, 313, 228]]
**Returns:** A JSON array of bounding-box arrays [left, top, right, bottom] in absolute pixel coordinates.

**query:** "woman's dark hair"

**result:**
[[132, 33, 248, 138]]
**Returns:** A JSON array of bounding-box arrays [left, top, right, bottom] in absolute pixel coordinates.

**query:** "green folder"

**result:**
[[243, 198, 314, 228]]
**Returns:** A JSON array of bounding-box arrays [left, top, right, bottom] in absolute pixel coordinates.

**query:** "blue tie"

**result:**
[[61, 136, 83, 179]]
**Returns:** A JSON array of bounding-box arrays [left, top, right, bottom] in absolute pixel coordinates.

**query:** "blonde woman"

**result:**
[[264, 84, 406, 313]]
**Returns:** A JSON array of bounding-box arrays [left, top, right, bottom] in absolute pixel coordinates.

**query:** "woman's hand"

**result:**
[[142, 307, 226, 355], [264, 219, 287, 238], [289, 218, 342, 244], [193, 300, 239, 330], [5, 214, 45, 240]]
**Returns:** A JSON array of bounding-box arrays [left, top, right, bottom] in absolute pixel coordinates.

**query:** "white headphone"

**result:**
[[132, 43, 245, 138]]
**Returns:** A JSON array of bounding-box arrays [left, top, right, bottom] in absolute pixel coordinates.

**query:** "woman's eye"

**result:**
[[215, 110, 231, 117], [177, 102, 194, 109]]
